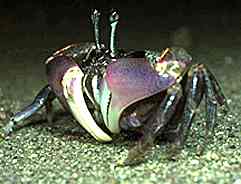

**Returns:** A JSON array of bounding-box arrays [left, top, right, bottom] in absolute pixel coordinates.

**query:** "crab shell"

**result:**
[[47, 53, 191, 142], [95, 58, 181, 134]]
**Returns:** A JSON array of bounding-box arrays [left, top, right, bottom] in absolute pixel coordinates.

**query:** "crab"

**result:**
[[1, 10, 229, 165]]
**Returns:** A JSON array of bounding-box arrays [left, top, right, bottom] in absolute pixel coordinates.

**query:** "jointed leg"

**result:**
[[203, 68, 229, 134], [205, 68, 229, 111], [173, 65, 205, 146], [1, 85, 55, 137], [45, 91, 56, 123], [125, 83, 183, 165], [203, 69, 218, 135], [169, 64, 228, 147]]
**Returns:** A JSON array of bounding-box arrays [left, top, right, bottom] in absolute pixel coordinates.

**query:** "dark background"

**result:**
[[0, 0, 240, 102], [0, 0, 241, 49]]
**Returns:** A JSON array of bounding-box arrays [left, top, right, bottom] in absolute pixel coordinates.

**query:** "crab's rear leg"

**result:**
[[173, 65, 206, 145], [202, 66, 229, 135], [205, 68, 229, 111], [170, 64, 228, 147], [1, 85, 55, 137]]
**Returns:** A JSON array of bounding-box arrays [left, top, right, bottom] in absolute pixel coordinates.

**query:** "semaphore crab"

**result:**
[[1, 10, 229, 165]]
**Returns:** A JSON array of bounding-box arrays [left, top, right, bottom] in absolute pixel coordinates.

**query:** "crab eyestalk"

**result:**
[[91, 9, 101, 51], [109, 10, 120, 57]]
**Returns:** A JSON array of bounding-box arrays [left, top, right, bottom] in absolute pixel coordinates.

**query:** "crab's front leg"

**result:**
[[1, 85, 55, 138], [124, 83, 183, 165]]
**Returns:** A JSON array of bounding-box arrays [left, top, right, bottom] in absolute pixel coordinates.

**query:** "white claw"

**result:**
[[62, 66, 112, 142]]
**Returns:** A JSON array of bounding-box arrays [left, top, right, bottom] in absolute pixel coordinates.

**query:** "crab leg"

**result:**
[[170, 64, 228, 147], [170, 65, 205, 146], [182, 65, 205, 140], [202, 69, 218, 134], [1, 85, 55, 137], [204, 68, 229, 111], [125, 83, 183, 165], [203, 67, 229, 134]]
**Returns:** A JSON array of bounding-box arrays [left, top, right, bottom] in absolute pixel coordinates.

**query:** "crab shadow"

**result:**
[[27, 110, 130, 146], [24, 110, 187, 159]]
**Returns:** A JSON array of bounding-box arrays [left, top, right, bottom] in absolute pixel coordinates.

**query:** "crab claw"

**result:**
[[61, 66, 112, 142]]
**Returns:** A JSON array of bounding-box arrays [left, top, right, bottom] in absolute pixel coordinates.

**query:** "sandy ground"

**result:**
[[0, 22, 240, 184]]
